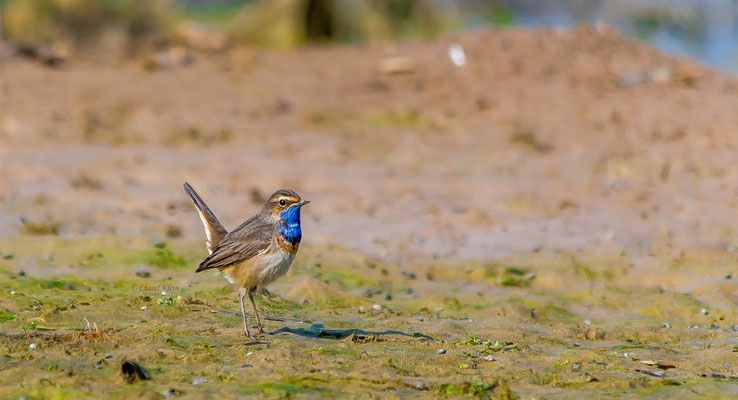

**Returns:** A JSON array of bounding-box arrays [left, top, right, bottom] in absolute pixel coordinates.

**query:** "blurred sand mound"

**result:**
[[2, 26, 738, 259]]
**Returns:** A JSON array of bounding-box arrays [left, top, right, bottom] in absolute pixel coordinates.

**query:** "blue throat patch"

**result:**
[[277, 206, 302, 245]]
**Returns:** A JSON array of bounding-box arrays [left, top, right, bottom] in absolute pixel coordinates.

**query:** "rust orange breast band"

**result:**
[[276, 233, 300, 255]]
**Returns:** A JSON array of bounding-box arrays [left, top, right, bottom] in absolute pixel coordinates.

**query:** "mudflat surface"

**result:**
[[2, 26, 738, 398]]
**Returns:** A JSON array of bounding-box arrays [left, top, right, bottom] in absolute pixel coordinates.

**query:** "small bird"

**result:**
[[183, 182, 309, 339]]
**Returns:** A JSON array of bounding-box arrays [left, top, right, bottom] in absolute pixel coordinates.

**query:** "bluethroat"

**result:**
[[184, 183, 309, 339]]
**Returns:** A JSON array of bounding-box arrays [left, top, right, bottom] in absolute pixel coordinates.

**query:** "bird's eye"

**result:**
[[279, 199, 286, 206]]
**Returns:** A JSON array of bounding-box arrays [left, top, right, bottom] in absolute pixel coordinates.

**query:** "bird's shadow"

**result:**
[[271, 324, 433, 340]]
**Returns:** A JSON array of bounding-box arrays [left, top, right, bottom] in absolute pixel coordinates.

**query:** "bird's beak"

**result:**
[[295, 200, 310, 207]]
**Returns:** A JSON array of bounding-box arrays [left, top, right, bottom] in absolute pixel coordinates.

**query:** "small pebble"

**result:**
[[448, 43, 467, 67], [140, 306, 148, 311], [246, 352, 254, 356], [29, 343, 37, 350], [701, 308, 708, 315], [732, 325, 738, 331], [162, 389, 183, 399], [584, 320, 592, 326], [135, 267, 151, 278], [358, 306, 367, 314], [483, 355, 495, 362], [192, 377, 208, 386], [161, 291, 167, 296], [573, 342, 581, 347], [372, 304, 382, 311], [10, 290, 15, 295], [663, 322, 671, 329], [94, 365, 102, 369], [300, 298, 309, 304], [572, 363, 582, 371], [32, 306, 39, 311], [415, 382, 429, 390], [416, 316, 425, 321], [105, 353, 113, 359], [437, 349, 446, 355]]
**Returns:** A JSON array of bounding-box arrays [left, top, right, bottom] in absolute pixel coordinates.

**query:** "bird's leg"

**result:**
[[248, 288, 265, 334], [239, 287, 254, 339]]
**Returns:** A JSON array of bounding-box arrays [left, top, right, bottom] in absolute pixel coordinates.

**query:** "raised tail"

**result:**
[[184, 182, 228, 254]]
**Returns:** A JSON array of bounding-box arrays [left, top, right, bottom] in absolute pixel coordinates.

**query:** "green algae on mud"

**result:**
[[1, 238, 738, 398]]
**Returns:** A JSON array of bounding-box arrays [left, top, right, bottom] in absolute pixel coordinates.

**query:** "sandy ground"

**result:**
[[3, 26, 738, 260], [2, 26, 738, 398]]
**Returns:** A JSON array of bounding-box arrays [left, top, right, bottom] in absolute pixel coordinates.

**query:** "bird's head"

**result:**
[[264, 189, 309, 220]]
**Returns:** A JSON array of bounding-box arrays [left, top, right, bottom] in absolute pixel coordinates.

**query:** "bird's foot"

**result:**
[[244, 331, 257, 340]]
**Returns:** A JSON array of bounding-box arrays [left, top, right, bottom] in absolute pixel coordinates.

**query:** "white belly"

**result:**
[[220, 271, 236, 284], [256, 248, 295, 287], [217, 243, 296, 288]]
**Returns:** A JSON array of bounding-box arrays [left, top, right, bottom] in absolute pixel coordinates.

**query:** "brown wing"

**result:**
[[195, 215, 273, 272]]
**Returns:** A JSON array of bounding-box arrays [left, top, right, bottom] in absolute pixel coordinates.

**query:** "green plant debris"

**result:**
[[437, 381, 493, 396], [0, 238, 736, 398], [144, 247, 188, 269], [20, 220, 59, 235], [572, 263, 597, 280], [497, 267, 536, 287], [0, 310, 15, 322], [510, 130, 552, 153]]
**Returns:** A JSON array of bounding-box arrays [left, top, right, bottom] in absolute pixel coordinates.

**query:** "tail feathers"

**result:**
[[184, 182, 228, 254]]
